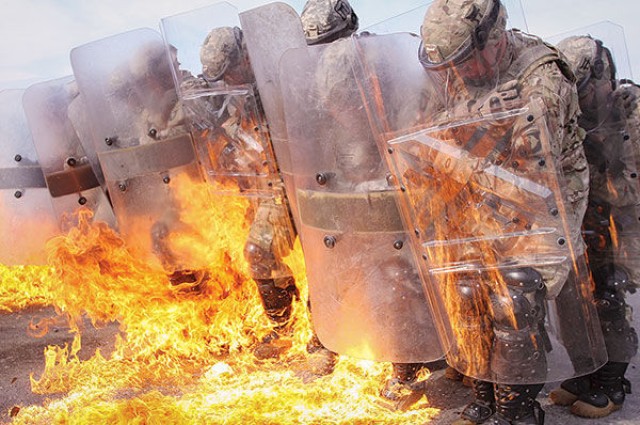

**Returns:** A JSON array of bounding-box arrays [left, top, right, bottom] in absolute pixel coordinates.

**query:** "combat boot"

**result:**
[[548, 374, 591, 406], [453, 380, 496, 424], [380, 363, 426, 411], [304, 333, 338, 377], [445, 365, 474, 387], [492, 384, 544, 424], [253, 277, 298, 360], [570, 361, 631, 418]]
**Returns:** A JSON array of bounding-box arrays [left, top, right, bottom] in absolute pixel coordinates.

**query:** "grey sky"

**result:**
[[0, 0, 638, 90]]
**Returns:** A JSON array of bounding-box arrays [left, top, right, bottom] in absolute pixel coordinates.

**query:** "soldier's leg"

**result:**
[[152, 220, 209, 291], [304, 299, 338, 377], [493, 383, 545, 424], [489, 268, 548, 424], [244, 201, 299, 359], [380, 362, 423, 400], [551, 265, 638, 416], [454, 380, 495, 425], [567, 266, 637, 417], [452, 276, 496, 424]]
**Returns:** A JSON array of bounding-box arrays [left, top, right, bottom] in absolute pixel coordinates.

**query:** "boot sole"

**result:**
[[570, 399, 622, 418], [549, 387, 579, 406]]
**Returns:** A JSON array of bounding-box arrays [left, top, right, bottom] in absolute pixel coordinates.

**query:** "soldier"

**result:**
[[296, 0, 446, 407], [550, 35, 639, 419], [414, 0, 599, 423], [198, 22, 340, 374]]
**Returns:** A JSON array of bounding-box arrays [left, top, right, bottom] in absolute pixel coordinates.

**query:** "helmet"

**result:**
[[419, 0, 507, 71], [200, 26, 244, 81], [556, 35, 616, 88], [301, 0, 359, 45]]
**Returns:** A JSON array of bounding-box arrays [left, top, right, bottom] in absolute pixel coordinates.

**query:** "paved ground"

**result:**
[[1, 300, 640, 424]]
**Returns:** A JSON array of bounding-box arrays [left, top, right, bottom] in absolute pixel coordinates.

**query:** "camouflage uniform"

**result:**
[[419, 0, 588, 423], [549, 35, 639, 419]]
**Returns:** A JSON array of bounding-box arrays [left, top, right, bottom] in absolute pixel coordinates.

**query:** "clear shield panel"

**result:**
[[277, 37, 443, 362], [160, 4, 296, 281], [71, 29, 213, 273], [160, 3, 277, 196], [352, 30, 606, 382], [22, 77, 117, 230], [239, 2, 309, 228], [0, 90, 59, 265]]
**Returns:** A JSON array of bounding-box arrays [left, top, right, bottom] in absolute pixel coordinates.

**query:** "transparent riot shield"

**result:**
[[160, 3, 295, 281], [551, 23, 640, 362], [22, 76, 117, 231], [70, 29, 210, 273], [353, 31, 606, 383], [239, 2, 309, 229], [0, 90, 59, 265], [276, 37, 443, 362], [161, 2, 277, 197]]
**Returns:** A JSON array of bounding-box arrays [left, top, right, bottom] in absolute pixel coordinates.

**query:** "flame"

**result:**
[[1, 176, 440, 424]]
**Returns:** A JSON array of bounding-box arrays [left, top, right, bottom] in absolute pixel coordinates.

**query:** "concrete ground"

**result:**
[[1, 299, 640, 424]]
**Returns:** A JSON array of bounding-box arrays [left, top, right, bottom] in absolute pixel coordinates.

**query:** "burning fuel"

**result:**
[[0, 176, 440, 424]]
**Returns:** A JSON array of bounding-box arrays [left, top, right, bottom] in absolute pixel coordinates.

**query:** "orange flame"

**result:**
[[1, 174, 441, 424]]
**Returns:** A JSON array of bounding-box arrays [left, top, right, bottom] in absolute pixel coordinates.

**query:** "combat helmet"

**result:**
[[200, 26, 245, 82], [419, 0, 508, 71], [556, 35, 616, 89], [301, 0, 359, 45]]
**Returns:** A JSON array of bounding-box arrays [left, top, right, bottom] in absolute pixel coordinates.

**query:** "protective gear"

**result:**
[[71, 29, 208, 275], [556, 36, 616, 90], [276, 34, 442, 362], [571, 362, 632, 418], [254, 277, 298, 326], [456, 380, 496, 424], [490, 268, 548, 382], [420, 0, 507, 69], [301, 0, 358, 45], [22, 77, 117, 230], [352, 11, 606, 425], [493, 384, 545, 424], [0, 90, 58, 265], [548, 375, 591, 406], [200, 26, 254, 85]]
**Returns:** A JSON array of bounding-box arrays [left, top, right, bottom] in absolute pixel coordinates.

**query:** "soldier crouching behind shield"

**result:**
[[415, 0, 598, 423], [198, 23, 338, 374], [302, 0, 448, 407], [549, 35, 639, 419]]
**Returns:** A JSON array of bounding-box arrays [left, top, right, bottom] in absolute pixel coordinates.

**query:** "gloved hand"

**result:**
[[476, 79, 521, 115]]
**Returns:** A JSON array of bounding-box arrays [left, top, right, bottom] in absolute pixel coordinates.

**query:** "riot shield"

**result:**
[[0, 90, 59, 265], [22, 76, 117, 231], [239, 2, 309, 229], [160, 3, 295, 280], [161, 2, 277, 197], [552, 24, 640, 362], [277, 37, 443, 362], [353, 32, 606, 383], [70, 29, 210, 273]]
